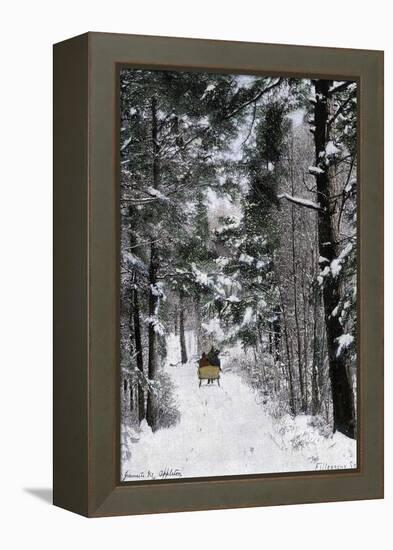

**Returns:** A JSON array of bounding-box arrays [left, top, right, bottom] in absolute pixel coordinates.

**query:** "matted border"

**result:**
[[53, 32, 383, 517]]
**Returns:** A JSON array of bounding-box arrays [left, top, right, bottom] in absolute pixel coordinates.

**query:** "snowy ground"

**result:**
[[121, 332, 356, 481]]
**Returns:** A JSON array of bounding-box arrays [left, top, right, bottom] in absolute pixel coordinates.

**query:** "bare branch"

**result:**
[[241, 100, 258, 146], [223, 78, 283, 121]]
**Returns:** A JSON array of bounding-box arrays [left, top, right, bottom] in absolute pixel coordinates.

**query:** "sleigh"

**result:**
[[198, 364, 221, 387]]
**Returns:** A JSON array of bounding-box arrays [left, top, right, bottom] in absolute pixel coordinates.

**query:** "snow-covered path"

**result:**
[[122, 332, 356, 481]]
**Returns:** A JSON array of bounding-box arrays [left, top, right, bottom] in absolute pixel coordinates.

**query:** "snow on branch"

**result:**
[[336, 334, 354, 357], [145, 186, 169, 201], [308, 165, 325, 176], [328, 81, 356, 96], [277, 193, 321, 211], [144, 315, 165, 336], [123, 252, 148, 274], [120, 137, 132, 151], [200, 83, 216, 100]]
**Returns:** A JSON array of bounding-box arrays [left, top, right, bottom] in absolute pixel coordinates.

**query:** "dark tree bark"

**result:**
[[146, 96, 161, 431], [174, 305, 178, 336], [130, 384, 134, 410], [195, 296, 202, 355], [127, 203, 146, 424], [132, 281, 145, 422], [268, 328, 273, 355], [290, 155, 306, 412], [311, 274, 321, 415], [146, 240, 159, 430], [179, 289, 188, 364], [278, 283, 296, 415], [301, 258, 310, 411], [312, 79, 356, 438], [273, 310, 281, 363]]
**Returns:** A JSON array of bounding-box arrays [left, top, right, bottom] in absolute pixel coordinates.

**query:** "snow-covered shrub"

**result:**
[[120, 423, 140, 463], [120, 375, 140, 427], [154, 371, 180, 430], [307, 414, 333, 438], [232, 351, 295, 420], [264, 386, 293, 420], [120, 425, 132, 463], [290, 431, 314, 451]]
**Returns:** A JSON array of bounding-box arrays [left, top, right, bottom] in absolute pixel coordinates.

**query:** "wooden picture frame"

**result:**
[[53, 32, 383, 517]]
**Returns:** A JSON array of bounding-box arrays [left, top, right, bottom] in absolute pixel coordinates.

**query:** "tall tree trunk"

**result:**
[[268, 327, 273, 355], [312, 79, 356, 438], [174, 305, 178, 335], [290, 159, 306, 412], [272, 312, 281, 392], [301, 260, 309, 411], [311, 270, 321, 415], [146, 241, 159, 430], [179, 289, 188, 364], [132, 279, 145, 422], [130, 384, 134, 410], [273, 310, 281, 363], [278, 283, 296, 415], [128, 206, 146, 423], [146, 96, 160, 431], [195, 296, 202, 355]]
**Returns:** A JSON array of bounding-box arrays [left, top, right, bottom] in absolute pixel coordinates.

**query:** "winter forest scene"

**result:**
[[120, 68, 358, 482]]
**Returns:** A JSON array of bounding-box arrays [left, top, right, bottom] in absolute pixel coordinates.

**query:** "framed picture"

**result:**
[[53, 32, 383, 517]]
